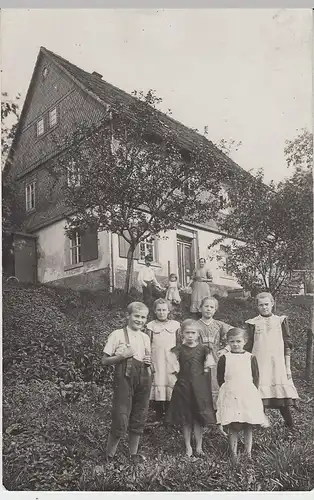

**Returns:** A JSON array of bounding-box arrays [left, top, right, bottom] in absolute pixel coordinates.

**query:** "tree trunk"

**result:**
[[124, 245, 136, 295]]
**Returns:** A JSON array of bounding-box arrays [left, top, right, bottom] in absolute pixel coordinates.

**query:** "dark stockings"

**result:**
[[152, 401, 170, 420], [279, 406, 293, 427]]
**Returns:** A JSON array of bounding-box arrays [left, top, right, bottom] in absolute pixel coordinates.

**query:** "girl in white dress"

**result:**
[[245, 292, 299, 427], [216, 328, 267, 464], [165, 273, 181, 309], [146, 298, 181, 421]]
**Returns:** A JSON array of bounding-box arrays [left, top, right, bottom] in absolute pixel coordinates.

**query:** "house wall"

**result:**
[[11, 52, 106, 233], [13, 53, 106, 181], [113, 225, 241, 292], [35, 219, 110, 290]]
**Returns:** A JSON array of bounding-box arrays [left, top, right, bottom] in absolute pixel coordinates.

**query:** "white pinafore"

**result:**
[[245, 315, 299, 400], [216, 351, 265, 426], [147, 319, 180, 401]]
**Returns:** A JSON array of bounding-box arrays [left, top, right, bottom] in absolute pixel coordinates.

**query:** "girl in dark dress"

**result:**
[[166, 319, 216, 457]]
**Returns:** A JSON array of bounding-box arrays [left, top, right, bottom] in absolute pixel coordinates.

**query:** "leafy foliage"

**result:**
[[212, 130, 313, 297], [2, 92, 22, 232], [2, 281, 314, 491], [52, 90, 230, 292]]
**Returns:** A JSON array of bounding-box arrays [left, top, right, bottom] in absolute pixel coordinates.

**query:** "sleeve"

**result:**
[[167, 348, 180, 374], [251, 355, 259, 388], [204, 346, 216, 369], [245, 323, 255, 353], [281, 317, 293, 355], [176, 327, 183, 346], [103, 330, 119, 356], [217, 355, 226, 387]]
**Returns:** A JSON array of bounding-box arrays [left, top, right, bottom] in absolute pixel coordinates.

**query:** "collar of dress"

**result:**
[[147, 320, 179, 334]]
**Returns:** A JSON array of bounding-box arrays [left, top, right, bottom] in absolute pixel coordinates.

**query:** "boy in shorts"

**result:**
[[102, 302, 151, 463]]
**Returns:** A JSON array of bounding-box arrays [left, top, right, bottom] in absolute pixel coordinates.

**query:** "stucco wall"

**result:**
[[35, 220, 242, 292], [112, 225, 241, 290], [36, 219, 110, 283]]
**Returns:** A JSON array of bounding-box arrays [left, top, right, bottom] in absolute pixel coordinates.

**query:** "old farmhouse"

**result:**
[[4, 47, 247, 296]]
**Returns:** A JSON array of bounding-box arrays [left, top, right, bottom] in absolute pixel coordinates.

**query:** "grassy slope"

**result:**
[[2, 282, 314, 491]]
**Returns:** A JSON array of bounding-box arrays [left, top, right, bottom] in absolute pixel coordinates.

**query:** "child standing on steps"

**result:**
[[165, 273, 181, 310], [196, 297, 233, 409], [101, 302, 151, 464], [146, 298, 181, 421], [166, 319, 216, 457], [216, 328, 267, 465], [245, 292, 299, 428]]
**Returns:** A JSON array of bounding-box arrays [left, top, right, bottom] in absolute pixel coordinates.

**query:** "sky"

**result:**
[[1, 8, 312, 182]]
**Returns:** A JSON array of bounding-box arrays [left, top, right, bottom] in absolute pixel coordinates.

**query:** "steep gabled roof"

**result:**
[[42, 47, 248, 178]]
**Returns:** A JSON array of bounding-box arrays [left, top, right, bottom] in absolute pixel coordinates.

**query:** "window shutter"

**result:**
[[118, 234, 140, 259], [81, 226, 98, 262]]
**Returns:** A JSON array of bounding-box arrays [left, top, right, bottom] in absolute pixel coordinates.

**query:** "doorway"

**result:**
[[177, 236, 193, 287]]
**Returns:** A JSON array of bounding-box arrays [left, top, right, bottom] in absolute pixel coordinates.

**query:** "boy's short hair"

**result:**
[[181, 318, 201, 334], [169, 273, 177, 279], [127, 301, 149, 315], [255, 292, 275, 306], [200, 296, 219, 310], [227, 327, 248, 342], [144, 254, 153, 262], [153, 298, 169, 310]]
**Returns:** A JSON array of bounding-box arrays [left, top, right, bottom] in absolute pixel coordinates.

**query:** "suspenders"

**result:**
[[123, 327, 133, 378], [122, 327, 151, 377]]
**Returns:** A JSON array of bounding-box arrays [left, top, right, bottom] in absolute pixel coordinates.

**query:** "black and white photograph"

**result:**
[[1, 8, 313, 493]]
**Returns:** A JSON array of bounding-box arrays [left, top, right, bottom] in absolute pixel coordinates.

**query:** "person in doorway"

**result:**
[[137, 254, 163, 309], [188, 258, 213, 315]]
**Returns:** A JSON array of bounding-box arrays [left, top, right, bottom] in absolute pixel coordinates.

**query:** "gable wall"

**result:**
[[12, 54, 106, 180]]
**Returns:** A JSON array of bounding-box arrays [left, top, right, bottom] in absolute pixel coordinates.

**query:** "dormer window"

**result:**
[[36, 118, 44, 137], [49, 107, 57, 128]]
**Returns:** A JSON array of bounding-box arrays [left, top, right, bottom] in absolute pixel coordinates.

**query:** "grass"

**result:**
[[2, 281, 314, 491]]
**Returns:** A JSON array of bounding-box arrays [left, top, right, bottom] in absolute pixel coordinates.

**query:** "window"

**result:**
[[48, 107, 57, 128], [66, 226, 98, 268], [70, 231, 81, 265], [140, 239, 155, 261], [36, 118, 44, 137], [67, 160, 81, 187], [25, 182, 36, 211]]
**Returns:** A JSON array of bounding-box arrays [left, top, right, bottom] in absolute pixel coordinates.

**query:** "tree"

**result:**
[[2, 92, 21, 232], [52, 90, 230, 293], [211, 130, 313, 297], [1, 92, 20, 168]]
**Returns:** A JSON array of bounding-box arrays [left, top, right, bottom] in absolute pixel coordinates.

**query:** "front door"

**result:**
[[177, 236, 193, 287], [13, 235, 37, 283]]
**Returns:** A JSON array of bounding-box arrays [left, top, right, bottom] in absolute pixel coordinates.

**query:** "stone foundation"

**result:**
[[49, 267, 110, 291]]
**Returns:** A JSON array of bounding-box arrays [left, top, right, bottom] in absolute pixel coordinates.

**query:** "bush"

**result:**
[[2, 281, 314, 491]]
